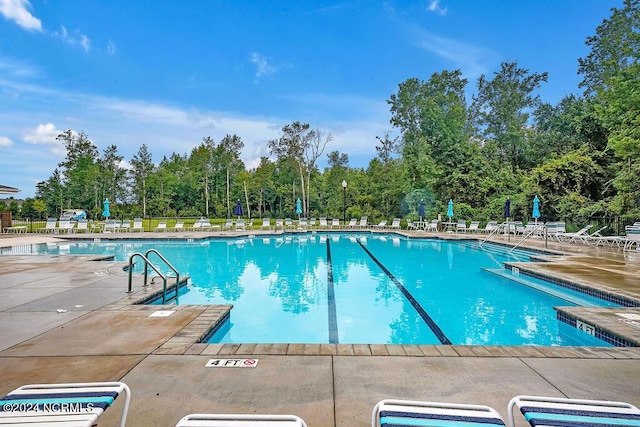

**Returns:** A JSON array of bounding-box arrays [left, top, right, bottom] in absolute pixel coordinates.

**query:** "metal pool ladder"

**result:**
[[127, 249, 181, 304]]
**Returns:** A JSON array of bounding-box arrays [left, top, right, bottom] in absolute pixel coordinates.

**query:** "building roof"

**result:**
[[0, 185, 20, 194]]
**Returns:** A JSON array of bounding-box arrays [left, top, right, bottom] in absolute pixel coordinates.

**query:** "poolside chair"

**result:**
[[76, 219, 89, 233], [624, 226, 640, 252], [103, 219, 119, 233], [119, 220, 132, 232], [200, 218, 213, 231], [318, 217, 328, 228], [481, 221, 498, 233], [561, 224, 592, 243], [132, 218, 144, 232], [154, 221, 167, 232], [0, 381, 131, 427], [358, 216, 368, 228], [175, 413, 307, 426], [261, 217, 271, 230], [56, 219, 75, 234], [222, 219, 234, 230], [389, 218, 401, 229], [468, 221, 480, 233], [373, 220, 387, 229], [236, 218, 246, 230], [346, 218, 357, 229], [330, 218, 340, 229], [38, 218, 58, 233], [373, 399, 505, 427], [297, 218, 308, 229], [406, 219, 417, 230], [507, 395, 640, 427], [284, 218, 294, 229], [309, 218, 317, 228], [456, 219, 467, 233], [172, 221, 185, 232], [275, 218, 284, 230]]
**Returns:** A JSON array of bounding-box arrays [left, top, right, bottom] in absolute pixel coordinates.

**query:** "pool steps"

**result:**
[[482, 267, 611, 308]]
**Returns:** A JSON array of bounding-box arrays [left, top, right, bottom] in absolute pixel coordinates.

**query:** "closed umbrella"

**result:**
[[295, 198, 302, 218], [102, 198, 110, 219], [418, 199, 425, 222], [504, 198, 511, 239], [447, 199, 453, 221], [233, 199, 243, 218], [532, 196, 540, 223]]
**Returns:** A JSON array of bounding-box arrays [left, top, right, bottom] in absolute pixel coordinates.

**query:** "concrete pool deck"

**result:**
[[1, 231, 640, 426]]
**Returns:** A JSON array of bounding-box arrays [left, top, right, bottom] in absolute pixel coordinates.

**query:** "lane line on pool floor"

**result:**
[[356, 239, 452, 345], [326, 238, 339, 344]]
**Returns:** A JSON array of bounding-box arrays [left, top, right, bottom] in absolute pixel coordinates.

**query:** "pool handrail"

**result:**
[[145, 248, 180, 304], [127, 250, 180, 304]]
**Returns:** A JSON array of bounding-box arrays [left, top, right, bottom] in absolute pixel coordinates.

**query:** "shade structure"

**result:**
[[0, 184, 20, 194], [532, 195, 540, 221], [504, 198, 511, 218], [418, 200, 425, 221], [233, 199, 243, 217], [102, 198, 111, 219], [447, 199, 453, 219], [296, 198, 302, 216]]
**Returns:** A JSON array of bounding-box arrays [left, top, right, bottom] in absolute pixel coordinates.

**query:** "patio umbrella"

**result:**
[[504, 198, 511, 219], [233, 199, 243, 218], [296, 198, 302, 218], [418, 199, 425, 222], [102, 198, 110, 219], [532, 196, 540, 223], [447, 199, 453, 221]]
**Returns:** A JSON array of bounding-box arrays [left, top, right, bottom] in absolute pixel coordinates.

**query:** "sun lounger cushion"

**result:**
[[373, 399, 506, 427], [176, 413, 307, 426], [508, 395, 640, 427], [0, 382, 131, 427]]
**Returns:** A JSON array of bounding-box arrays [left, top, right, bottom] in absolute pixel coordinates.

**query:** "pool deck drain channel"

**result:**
[[356, 239, 452, 345], [326, 239, 339, 344]]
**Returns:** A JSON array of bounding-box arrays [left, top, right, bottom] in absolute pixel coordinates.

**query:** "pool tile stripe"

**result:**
[[326, 239, 339, 344], [356, 240, 452, 345]]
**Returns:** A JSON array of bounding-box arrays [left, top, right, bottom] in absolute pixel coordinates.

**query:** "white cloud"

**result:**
[[250, 52, 276, 78], [53, 25, 91, 52], [107, 40, 117, 55], [0, 135, 13, 147], [0, 0, 42, 32], [22, 123, 62, 144], [427, 0, 447, 16]]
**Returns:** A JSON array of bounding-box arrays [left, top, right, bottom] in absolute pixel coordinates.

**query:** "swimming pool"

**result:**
[[5, 233, 621, 346]]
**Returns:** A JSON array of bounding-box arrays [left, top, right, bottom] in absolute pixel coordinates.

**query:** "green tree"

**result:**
[[129, 144, 155, 217]]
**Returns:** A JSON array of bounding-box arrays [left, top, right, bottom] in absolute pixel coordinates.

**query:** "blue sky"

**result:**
[[0, 0, 622, 198]]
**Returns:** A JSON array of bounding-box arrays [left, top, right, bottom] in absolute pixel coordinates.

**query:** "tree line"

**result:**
[[6, 0, 639, 229]]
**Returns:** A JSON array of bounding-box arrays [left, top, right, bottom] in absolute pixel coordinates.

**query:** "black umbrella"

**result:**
[[418, 200, 425, 221], [233, 199, 243, 217], [504, 198, 511, 219]]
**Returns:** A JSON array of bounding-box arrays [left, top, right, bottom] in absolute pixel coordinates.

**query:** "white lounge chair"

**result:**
[[308, 218, 316, 228], [154, 221, 167, 232], [132, 218, 144, 232], [358, 216, 368, 228], [456, 219, 467, 233], [373, 220, 387, 229], [39, 218, 58, 233], [236, 218, 246, 230], [76, 219, 89, 233], [297, 218, 308, 229], [175, 413, 307, 426], [624, 226, 640, 251], [373, 399, 505, 427], [406, 219, 417, 230], [468, 221, 480, 233], [56, 219, 75, 234], [330, 218, 340, 229], [284, 218, 294, 229], [103, 219, 119, 233], [222, 219, 234, 230], [261, 218, 271, 230], [427, 219, 439, 231], [199, 218, 213, 231], [561, 224, 592, 243], [389, 218, 401, 229], [118, 220, 131, 232], [275, 219, 284, 230], [318, 218, 328, 228], [0, 381, 131, 427], [507, 395, 640, 427], [481, 221, 498, 233], [172, 221, 185, 232]]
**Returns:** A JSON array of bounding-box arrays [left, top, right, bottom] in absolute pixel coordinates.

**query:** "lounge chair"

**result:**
[[406, 219, 418, 230], [103, 219, 119, 233], [330, 218, 340, 229], [389, 218, 401, 229], [373, 399, 505, 427], [468, 221, 480, 233], [74, 219, 89, 233], [172, 221, 185, 232], [308, 218, 316, 228], [261, 218, 271, 230], [222, 219, 234, 230], [284, 218, 294, 229], [236, 218, 246, 230], [0, 381, 131, 427], [275, 219, 284, 230], [456, 219, 467, 233], [154, 221, 167, 232], [132, 218, 144, 232], [481, 221, 498, 233], [427, 219, 439, 231], [373, 220, 387, 229], [560, 224, 592, 243], [358, 216, 368, 228], [119, 220, 131, 232], [175, 413, 307, 426], [318, 218, 328, 228], [546, 221, 567, 241], [38, 218, 58, 233], [199, 218, 213, 231], [56, 219, 75, 234], [507, 395, 640, 427], [297, 218, 308, 229], [624, 226, 640, 252], [346, 218, 358, 229]]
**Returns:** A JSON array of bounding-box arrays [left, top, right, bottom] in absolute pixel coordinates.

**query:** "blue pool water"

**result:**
[[5, 233, 621, 346]]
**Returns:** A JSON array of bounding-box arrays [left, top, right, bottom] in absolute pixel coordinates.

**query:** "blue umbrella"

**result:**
[[447, 199, 453, 220], [233, 199, 243, 217], [532, 196, 540, 223], [504, 198, 511, 219], [418, 199, 425, 221], [102, 198, 110, 219], [296, 198, 302, 217]]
